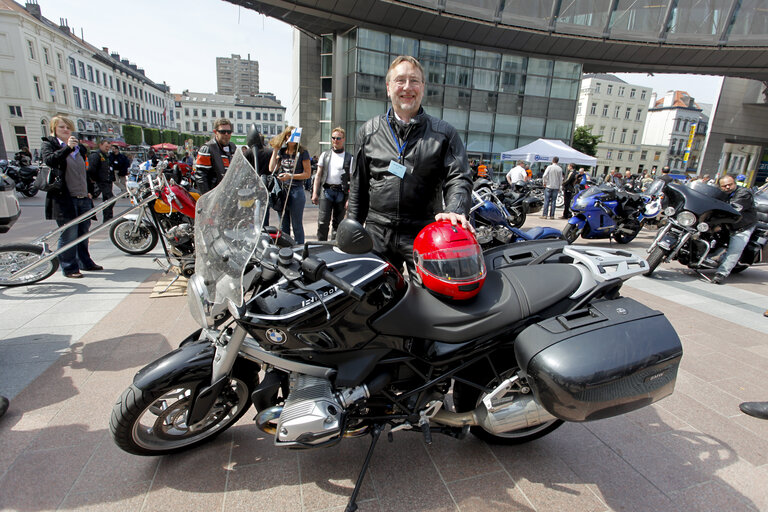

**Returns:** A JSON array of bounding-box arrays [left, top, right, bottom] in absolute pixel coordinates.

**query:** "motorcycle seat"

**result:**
[[371, 263, 583, 343], [517, 226, 546, 240]]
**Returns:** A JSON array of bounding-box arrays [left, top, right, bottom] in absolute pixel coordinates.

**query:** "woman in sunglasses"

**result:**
[[269, 126, 312, 243]]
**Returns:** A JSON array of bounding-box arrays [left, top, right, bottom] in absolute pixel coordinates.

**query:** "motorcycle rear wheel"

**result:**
[[0, 243, 59, 286], [20, 186, 38, 197], [613, 224, 641, 244], [110, 377, 252, 456], [644, 246, 669, 276], [562, 223, 580, 244], [453, 363, 563, 445], [110, 218, 159, 255]]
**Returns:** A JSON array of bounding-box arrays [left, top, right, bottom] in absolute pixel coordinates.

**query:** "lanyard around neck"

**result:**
[[387, 108, 407, 158]]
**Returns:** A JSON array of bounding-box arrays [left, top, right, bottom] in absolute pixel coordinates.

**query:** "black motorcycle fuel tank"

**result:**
[[514, 296, 682, 422], [240, 244, 406, 352]]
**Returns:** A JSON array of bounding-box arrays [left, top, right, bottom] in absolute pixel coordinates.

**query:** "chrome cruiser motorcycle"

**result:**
[[110, 151, 683, 512], [644, 181, 768, 277]]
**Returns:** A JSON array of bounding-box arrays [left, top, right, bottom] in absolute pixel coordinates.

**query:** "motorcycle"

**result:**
[[0, 166, 21, 233], [110, 151, 683, 512], [644, 180, 768, 277], [562, 180, 663, 244], [0, 159, 39, 197], [109, 164, 198, 266], [110, 162, 293, 274], [471, 181, 563, 249], [495, 180, 543, 227], [529, 177, 565, 209]]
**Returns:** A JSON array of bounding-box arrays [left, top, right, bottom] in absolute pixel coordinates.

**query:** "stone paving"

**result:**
[[0, 193, 767, 511]]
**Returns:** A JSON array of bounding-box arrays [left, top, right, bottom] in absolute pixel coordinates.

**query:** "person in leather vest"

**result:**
[[193, 119, 237, 193], [347, 55, 472, 274], [312, 127, 352, 241]]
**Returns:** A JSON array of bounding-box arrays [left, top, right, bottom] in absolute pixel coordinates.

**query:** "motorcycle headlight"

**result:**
[[697, 222, 709, 232], [664, 206, 676, 216], [126, 180, 140, 194], [186, 274, 213, 328], [677, 211, 697, 228]]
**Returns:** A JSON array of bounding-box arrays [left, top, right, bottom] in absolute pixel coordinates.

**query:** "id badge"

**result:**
[[388, 160, 407, 179]]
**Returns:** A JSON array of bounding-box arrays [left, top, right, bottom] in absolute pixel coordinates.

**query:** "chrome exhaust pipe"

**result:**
[[255, 405, 282, 435], [433, 377, 558, 434], [432, 394, 557, 433]]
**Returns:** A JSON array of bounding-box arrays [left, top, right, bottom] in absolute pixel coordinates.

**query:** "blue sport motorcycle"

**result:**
[[471, 183, 563, 249], [562, 182, 663, 244]]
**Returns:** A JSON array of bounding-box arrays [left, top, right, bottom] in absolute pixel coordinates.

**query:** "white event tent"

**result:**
[[500, 139, 597, 166]]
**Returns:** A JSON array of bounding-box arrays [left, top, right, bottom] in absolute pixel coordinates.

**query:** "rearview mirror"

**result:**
[[336, 218, 373, 254]]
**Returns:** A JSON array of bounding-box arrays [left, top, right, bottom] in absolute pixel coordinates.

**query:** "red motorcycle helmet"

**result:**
[[413, 220, 486, 301]]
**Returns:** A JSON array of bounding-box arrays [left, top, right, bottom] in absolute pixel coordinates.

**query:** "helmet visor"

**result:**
[[416, 245, 486, 282]]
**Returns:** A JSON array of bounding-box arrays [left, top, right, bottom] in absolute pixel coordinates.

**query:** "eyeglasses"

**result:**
[[216, 130, 233, 134], [392, 76, 423, 87], [331, 137, 344, 141]]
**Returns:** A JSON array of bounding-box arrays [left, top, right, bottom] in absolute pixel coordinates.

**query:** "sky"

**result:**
[[38, 0, 294, 113], [35, 0, 725, 122]]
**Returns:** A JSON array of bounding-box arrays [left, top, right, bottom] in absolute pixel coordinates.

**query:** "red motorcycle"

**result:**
[[110, 165, 292, 277]]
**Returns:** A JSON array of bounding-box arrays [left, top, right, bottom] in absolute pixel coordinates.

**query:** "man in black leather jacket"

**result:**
[[713, 174, 757, 284], [193, 119, 237, 193], [347, 55, 472, 273]]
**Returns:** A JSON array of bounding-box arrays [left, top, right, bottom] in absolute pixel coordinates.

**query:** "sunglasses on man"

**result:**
[[216, 129, 233, 134]]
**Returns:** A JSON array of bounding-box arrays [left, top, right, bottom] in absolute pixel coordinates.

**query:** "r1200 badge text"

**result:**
[[302, 286, 339, 307]]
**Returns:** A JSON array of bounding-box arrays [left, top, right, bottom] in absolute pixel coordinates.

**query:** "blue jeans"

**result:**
[[716, 226, 755, 277], [57, 197, 97, 274], [280, 184, 306, 244], [316, 187, 347, 241], [542, 188, 559, 217]]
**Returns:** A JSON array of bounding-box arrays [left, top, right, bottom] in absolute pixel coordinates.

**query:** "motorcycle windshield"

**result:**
[[194, 150, 268, 308], [573, 186, 603, 208], [644, 179, 664, 197]]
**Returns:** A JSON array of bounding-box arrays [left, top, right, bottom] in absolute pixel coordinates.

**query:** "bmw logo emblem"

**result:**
[[266, 328, 287, 344]]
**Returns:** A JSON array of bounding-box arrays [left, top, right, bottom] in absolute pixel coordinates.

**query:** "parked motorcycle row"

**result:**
[[0, 158, 39, 197]]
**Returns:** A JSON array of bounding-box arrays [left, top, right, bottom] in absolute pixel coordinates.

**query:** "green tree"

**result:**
[[572, 125, 601, 157], [122, 124, 142, 146], [143, 128, 161, 146]]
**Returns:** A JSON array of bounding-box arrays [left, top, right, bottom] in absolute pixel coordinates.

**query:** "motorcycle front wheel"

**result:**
[[110, 377, 252, 456], [110, 218, 159, 255], [644, 246, 669, 276], [562, 223, 580, 244], [453, 363, 563, 445], [508, 211, 526, 228], [0, 243, 59, 286]]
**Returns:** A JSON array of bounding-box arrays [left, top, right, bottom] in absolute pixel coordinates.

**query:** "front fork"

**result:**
[[188, 324, 248, 425], [648, 222, 692, 261]]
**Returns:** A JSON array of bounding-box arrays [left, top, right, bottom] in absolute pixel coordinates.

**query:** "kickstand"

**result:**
[[345, 424, 384, 512], [160, 273, 181, 293]]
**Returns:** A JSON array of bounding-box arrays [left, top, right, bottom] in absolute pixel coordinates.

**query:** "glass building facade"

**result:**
[[320, 28, 581, 169]]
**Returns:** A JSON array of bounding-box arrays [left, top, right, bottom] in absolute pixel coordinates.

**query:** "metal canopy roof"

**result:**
[[228, 0, 768, 81]]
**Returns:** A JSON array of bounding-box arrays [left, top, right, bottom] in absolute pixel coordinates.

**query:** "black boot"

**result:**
[[739, 401, 768, 420], [0, 396, 8, 418]]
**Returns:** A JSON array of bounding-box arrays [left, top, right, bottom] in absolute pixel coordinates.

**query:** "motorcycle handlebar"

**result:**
[[322, 267, 365, 302], [298, 254, 364, 301]]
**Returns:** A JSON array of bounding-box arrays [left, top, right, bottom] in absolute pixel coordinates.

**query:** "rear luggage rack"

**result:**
[[563, 246, 648, 282]]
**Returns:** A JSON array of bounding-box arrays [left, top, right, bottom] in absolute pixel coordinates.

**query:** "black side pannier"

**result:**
[[515, 296, 682, 422]]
